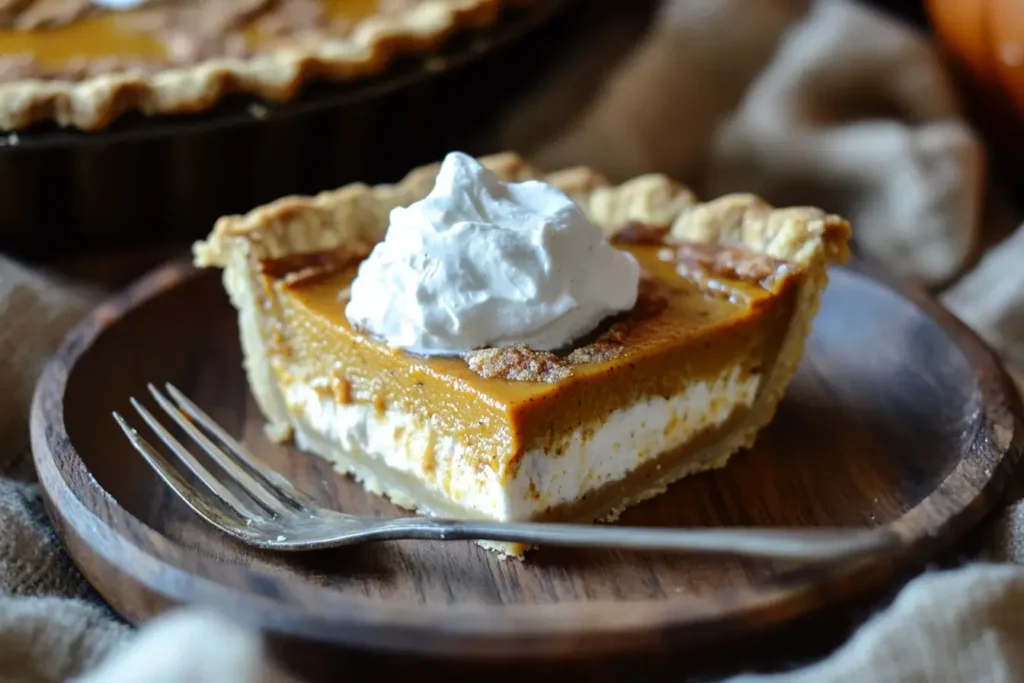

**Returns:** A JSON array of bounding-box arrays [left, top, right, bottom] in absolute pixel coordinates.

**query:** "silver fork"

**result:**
[[112, 382, 900, 560]]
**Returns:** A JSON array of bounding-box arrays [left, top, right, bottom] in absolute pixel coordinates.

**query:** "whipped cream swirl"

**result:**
[[345, 152, 641, 357]]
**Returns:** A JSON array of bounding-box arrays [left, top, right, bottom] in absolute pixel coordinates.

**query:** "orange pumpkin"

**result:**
[[926, 0, 1024, 171]]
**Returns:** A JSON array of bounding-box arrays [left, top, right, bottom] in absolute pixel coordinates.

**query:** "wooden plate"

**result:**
[[31, 259, 1022, 681]]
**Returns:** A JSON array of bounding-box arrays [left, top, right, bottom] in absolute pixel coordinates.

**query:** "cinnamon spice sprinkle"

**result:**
[[461, 276, 670, 383]]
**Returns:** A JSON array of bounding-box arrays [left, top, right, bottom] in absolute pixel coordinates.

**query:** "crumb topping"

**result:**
[[464, 345, 573, 384], [565, 342, 624, 365], [463, 337, 631, 383]]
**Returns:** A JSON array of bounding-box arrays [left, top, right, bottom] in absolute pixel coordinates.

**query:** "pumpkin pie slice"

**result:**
[[194, 152, 851, 556], [0, 0, 532, 130]]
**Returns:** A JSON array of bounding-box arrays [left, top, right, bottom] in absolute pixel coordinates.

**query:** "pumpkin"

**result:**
[[925, 0, 1024, 172]]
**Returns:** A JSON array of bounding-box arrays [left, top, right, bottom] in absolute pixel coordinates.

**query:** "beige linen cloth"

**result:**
[[2, 0, 1023, 681]]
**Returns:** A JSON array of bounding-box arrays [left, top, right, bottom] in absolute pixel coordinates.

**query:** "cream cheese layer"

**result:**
[[282, 364, 760, 520]]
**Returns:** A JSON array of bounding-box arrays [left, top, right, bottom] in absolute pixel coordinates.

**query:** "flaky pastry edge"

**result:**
[[196, 150, 850, 268], [0, 0, 532, 131]]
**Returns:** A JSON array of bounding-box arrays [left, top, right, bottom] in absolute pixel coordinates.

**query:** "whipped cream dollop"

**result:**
[[345, 152, 641, 357]]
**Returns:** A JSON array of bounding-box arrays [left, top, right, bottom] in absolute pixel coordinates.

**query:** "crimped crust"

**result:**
[[196, 150, 850, 271], [0, 0, 532, 131]]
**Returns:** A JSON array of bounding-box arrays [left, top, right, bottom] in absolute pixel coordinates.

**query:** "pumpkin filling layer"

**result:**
[[256, 233, 803, 522], [0, 0, 401, 80]]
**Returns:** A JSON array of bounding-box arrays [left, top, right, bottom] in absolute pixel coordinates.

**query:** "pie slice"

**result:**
[[194, 152, 851, 556], [0, 0, 531, 130]]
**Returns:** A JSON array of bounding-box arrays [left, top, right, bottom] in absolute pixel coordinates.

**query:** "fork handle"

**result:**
[[375, 519, 900, 561]]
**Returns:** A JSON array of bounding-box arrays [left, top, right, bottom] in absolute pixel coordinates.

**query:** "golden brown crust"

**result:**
[[195, 152, 600, 266], [0, 0, 532, 130]]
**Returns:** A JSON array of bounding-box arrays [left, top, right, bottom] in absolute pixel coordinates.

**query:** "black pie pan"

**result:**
[[0, 0, 575, 258]]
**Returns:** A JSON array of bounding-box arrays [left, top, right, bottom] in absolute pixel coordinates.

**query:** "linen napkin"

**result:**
[[1, 0, 1022, 681]]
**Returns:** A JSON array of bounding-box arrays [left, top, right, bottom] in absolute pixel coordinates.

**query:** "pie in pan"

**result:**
[[0, 0, 534, 130], [194, 152, 852, 556]]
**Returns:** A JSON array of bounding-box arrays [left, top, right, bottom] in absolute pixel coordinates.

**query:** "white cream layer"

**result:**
[[283, 365, 760, 520]]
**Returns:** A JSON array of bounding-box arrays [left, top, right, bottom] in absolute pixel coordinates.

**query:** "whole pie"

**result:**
[[0, 0, 532, 130], [194, 152, 852, 556]]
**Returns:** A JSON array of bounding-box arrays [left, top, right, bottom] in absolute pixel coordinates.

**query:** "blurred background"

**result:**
[[5, 0, 1016, 368], [0, 0, 1015, 252]]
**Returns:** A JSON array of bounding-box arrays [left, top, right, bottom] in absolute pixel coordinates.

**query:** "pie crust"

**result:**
[[0, 0, 535, 130], [195, 153, 851, 555]]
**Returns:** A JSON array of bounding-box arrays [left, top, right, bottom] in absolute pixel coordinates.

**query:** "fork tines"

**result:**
[[113, 383, 312, 524]]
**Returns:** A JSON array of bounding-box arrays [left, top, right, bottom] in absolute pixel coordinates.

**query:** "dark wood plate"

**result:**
[[31, 259, 1023, 682]]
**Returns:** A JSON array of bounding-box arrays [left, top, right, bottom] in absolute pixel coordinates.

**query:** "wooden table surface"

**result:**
[[30, 243, 1018, 682]]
